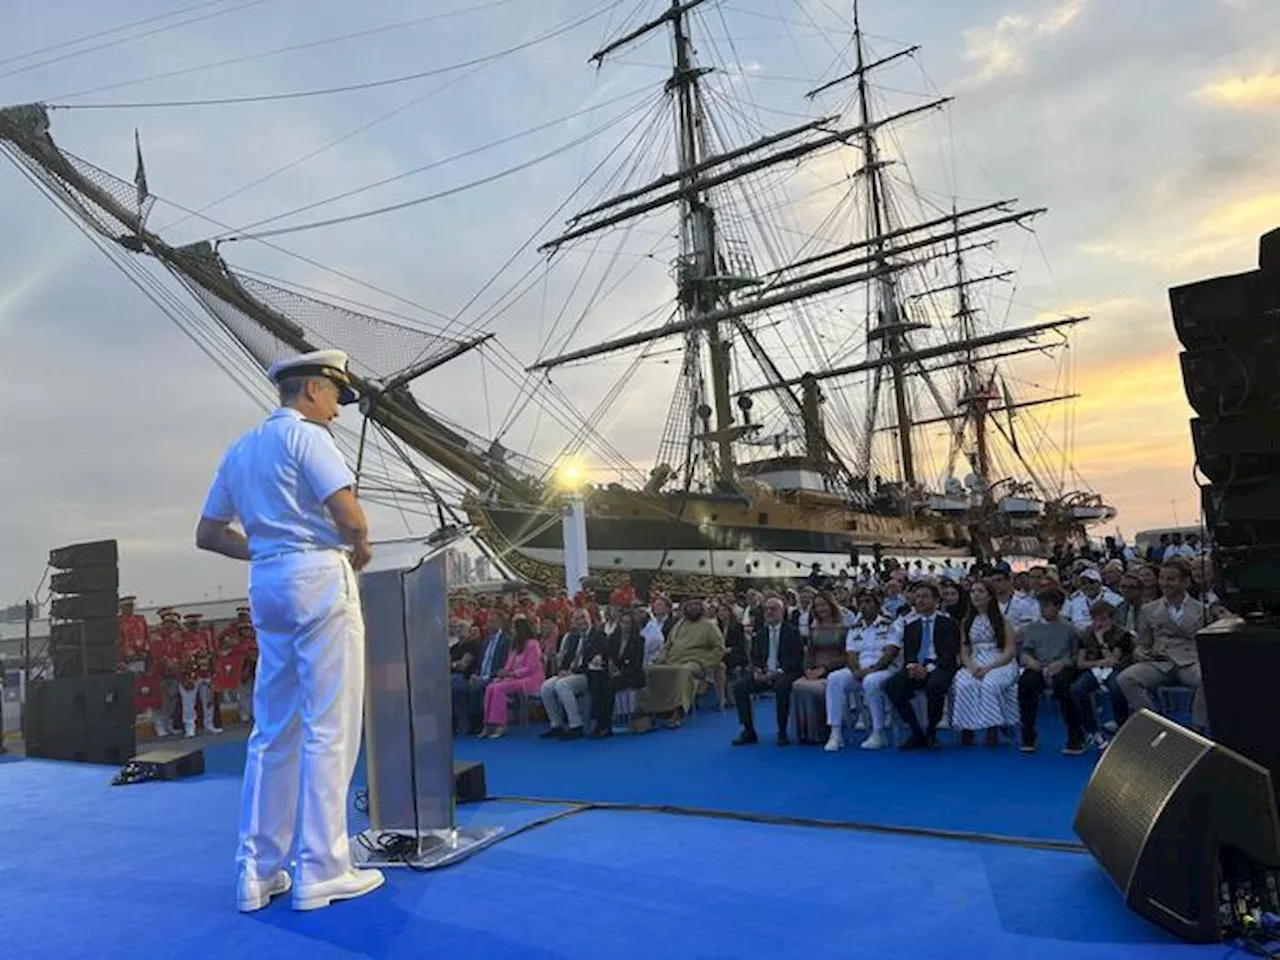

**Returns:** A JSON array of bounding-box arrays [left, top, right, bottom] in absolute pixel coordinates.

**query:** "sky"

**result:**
[[0, 0, 1276, 606]]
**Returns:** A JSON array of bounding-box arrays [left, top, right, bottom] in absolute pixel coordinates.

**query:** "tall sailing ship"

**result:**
[[0, 0, 1114, 594]]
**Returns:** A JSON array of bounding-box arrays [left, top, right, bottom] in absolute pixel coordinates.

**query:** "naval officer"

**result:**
[[196, 349, 383, 913]]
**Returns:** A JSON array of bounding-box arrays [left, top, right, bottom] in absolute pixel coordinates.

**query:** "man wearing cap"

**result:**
[[117, 596, 150, 673], [218, 607, 258, 723], [179, 613, 221, 737], [1064, 567, 1121, 634], [149, 609, 183, 736], [196, 349, 382, 913]]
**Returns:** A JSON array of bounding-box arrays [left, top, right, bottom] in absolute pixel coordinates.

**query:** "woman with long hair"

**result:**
[[950, 580, 1019, 746], [789, 591, 849, 745], [480, 616, 546, 739], [939, 579, 969, 622]]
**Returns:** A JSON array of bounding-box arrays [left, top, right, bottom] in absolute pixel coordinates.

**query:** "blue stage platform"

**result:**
[[0, 704, 1225, 959]]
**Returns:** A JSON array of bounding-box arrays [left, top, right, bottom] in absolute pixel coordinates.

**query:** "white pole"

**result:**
[[563, 494, 590, 595]]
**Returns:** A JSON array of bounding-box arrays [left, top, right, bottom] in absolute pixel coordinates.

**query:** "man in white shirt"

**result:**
[[1064, 568, 1122, 633], [196, 350, 383, 913]]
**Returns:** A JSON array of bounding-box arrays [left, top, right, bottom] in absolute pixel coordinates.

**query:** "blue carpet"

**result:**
[[203, 699, 1095, 842], [0, 757, 1218, 959]]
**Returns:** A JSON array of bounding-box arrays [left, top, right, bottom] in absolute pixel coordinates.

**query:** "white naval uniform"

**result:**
[[824, 616, 899, 732], [202, 406, 365, 890]]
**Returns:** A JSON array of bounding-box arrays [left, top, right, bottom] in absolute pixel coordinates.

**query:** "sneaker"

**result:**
[[1019, 732, 1037, 753], [824, 730, 844, 752], [1062, 739, 1086, 756], [732, 730, 758, 746], [860, 730, 887, 750], [539, 727, 562, 740], [560, 726, 584, 741], [237, 869, 292, 913], [293, 868, 385, 912]]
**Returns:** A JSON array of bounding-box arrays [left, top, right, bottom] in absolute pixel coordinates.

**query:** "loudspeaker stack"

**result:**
[[1170, 227, 1280, 614], [47, 539, 119, 678]]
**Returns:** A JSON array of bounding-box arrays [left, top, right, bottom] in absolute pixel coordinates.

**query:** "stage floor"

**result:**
[[0, 704, 1222, 959]]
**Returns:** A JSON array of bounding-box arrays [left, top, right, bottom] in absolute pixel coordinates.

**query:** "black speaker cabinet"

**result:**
[[49, 540, 118, 569], [1073, 710, 1280, 942], [1198, 616, 1280, 805], [50, 593, 119, 621], [25, 674, 136, 765]]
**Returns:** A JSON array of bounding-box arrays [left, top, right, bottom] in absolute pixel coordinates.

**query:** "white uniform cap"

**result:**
[[268, 349, 358, 404]]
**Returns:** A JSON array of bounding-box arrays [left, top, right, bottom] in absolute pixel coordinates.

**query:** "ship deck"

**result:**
[[0, 703, 1217, 959]]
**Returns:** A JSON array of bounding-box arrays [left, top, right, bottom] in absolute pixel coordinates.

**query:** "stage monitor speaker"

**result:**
[[49, 566, 120, 595], [24, 674, 136, 765], [1073, 709, 1280, 943], [49, 540, 118, 569], [1169, 270, 1279, 350], [128, 747, 206, 781], [453, 761, 486, 804]]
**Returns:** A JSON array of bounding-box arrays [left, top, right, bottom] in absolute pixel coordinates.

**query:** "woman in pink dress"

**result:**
[[481, 617, 546, 739]]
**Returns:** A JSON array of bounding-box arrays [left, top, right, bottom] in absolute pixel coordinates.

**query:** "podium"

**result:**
[[352, 541, 502, 868]]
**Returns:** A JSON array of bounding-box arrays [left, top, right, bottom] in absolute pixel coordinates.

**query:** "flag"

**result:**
[[134, 128, 148, 209], [1001, 377, 1021, 455]]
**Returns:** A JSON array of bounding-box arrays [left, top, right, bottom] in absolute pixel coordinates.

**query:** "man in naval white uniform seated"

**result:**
[[196, 349, 384, 913]]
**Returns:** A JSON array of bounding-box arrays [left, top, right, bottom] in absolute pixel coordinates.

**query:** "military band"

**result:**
[[115, 600, 259, 738]]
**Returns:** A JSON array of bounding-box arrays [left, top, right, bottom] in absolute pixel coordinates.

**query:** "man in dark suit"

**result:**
[[451, 615, 510, 735], [883, 583, 960, 750], [731, 597, 805, 746]]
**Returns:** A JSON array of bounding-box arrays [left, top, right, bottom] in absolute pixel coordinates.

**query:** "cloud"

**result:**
[[1195, 69, 1280, 109], [962, 0, 1089, 84], [1080, 190, 1280, 273]]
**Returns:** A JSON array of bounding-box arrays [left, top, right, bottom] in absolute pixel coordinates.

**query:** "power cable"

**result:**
[[50, 0, 522, 102], [54, 0, 630, 110], [349, 789, 1089, 873]]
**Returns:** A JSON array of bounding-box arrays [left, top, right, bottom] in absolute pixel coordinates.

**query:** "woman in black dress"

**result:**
[[588, 609, 646, 738]]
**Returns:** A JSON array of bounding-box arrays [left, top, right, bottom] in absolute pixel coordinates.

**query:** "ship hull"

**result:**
[[464, 488, 971, 593]]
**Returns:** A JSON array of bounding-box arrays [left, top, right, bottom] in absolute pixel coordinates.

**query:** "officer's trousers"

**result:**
[[236, 550, 364, 887]]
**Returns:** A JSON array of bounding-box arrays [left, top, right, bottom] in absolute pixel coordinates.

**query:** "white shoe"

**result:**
[[184, 724, 196, 738], [237, 869, 292, 913], [209, 726, 223, 734], [824, 730, 844, 752], [853, 716, 869, 732], [860, 730, 888, 750], [293, 868, 385, 912]]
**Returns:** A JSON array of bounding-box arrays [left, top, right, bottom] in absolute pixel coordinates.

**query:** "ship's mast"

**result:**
[[853, 0, 916, 486], [669, 1, 736, 488], [951, 208, 992, 482]]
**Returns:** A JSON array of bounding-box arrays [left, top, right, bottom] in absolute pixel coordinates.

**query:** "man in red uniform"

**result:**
[[610, 576, 637, 610], [179, 613, 220, 737], [150, 608, 183, 737], [117, 595, 150, 672], [217, 606, 258, 723]]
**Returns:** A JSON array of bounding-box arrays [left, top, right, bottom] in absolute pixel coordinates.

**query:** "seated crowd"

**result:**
[[446, 550, 1221, 755]]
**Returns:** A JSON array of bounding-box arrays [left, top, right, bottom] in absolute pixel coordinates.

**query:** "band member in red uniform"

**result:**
[[179, 613, 220, 737], [150, 608, 183, 737], [609, 576, 637, 610], [117, 595, 150, 672], [232, 607, 258, 723]]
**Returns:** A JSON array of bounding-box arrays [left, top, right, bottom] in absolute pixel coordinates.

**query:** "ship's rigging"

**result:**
[[0, 0, 1116, 588]]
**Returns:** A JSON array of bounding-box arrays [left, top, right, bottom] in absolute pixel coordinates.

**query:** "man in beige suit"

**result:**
[[1116, 560, 1213, 729]]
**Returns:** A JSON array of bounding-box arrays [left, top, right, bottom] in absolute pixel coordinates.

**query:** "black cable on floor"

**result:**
[[483, 794, 1090, 855]]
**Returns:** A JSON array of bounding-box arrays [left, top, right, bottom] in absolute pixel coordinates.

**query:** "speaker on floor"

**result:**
[[125, 746, 206, 781], [24, 674, 136, 765], [453, 760, 486, 804], [1073, 709, 1280, 943]]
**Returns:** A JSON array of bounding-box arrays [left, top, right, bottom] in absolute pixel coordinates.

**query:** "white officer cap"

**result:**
[[268, 349, 359, 404]]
